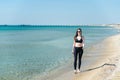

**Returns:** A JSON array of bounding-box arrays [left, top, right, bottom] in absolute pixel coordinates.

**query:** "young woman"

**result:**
[[72, 28, 84, 73]]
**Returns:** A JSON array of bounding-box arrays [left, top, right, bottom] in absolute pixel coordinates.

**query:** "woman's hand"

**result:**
[[82, 43, 84, 48], [72, 50, 74, 54], [72, 46, 75, 54]]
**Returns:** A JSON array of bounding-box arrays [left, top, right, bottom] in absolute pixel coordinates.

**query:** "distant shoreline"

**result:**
[[0, 24, 119, 27]]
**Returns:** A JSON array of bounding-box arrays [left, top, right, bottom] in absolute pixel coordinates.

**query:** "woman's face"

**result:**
[[77, 31, 81, 36]]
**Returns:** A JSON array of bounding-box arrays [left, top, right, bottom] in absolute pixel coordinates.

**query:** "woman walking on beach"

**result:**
[[72, 28, 84, 73]]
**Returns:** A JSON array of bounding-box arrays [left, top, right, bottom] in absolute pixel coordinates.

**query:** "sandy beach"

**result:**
[[51, 26, 120, 80], [76, 34, 120, 80]]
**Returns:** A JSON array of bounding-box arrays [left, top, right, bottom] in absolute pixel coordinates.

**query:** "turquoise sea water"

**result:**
[[0, 25, 119, 80]]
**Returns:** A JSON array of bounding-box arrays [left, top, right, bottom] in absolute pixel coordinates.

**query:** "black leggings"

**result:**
[[74, 47, 83, 70]]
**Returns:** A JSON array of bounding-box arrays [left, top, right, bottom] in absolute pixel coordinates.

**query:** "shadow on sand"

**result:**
[[82, 63, 116, 72]]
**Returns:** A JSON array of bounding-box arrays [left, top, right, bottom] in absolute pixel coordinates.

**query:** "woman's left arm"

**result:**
[[82, 36, 85, 48]]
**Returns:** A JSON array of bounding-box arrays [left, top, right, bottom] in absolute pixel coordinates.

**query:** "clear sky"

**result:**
[[0, 0, 120, 25]]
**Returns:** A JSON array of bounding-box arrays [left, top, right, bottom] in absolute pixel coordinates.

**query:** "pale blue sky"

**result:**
[[0, 0, 120, 25]]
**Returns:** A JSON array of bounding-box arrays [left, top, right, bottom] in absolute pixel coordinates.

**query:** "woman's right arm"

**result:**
[[72, 40, 75, 53]]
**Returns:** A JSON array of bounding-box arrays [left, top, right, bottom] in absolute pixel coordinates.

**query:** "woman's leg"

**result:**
[[74, 48, 78, 70], [78, 48, 83, 70]]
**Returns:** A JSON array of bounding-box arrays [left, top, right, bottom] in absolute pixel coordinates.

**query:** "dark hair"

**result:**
[[74, 28, 82, 40]]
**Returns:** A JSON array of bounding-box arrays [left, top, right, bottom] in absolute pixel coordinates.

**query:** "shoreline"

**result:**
[[53, 33, 120, 80], [51, 26, 120, 80], [29, 26, 120, 80], [29, 36, 110, 80]]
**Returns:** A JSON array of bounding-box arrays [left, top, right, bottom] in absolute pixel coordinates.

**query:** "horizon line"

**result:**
[[0, 24, 119, 26]]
